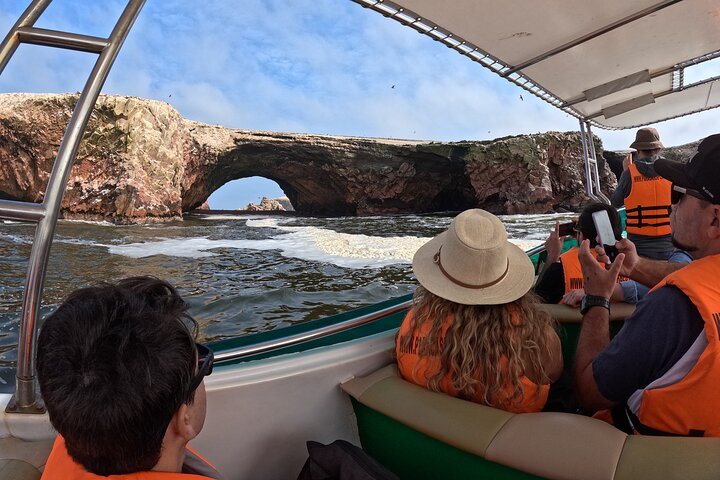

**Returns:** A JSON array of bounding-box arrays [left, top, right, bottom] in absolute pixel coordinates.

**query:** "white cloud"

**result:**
[[0, 0, 717, 207]]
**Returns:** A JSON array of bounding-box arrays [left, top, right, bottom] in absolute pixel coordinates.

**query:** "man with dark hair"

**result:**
[[535, 202, 625, 304], [575, 134, 720, 436], [38, 277, 223, 479], [611, 127, 673, 260]]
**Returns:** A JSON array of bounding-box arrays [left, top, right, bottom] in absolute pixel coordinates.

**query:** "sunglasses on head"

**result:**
[[187, 343, 214, 396], [671, 184, 709, 205]]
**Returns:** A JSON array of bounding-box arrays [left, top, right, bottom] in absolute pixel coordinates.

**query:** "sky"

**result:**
[[1, 0, 719, 209]]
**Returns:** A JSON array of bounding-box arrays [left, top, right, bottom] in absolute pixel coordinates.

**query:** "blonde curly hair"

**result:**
[[397, 286, 557, 409]]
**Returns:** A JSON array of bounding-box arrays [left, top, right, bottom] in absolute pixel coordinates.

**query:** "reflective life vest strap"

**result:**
[[625, 205, 672, 228], [624, 163, 672, 236], [619, 404, 706, 437]]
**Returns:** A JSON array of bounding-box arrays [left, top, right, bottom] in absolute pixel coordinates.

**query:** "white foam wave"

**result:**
[[61, 218, 120, 227], [107, 216, 546, 269], [55, 237, 103, 247], [197, 214, 254, 221], [246, 218, 283, 228], [108, 238, 222, 258], [108, 230, 429, 268], [0, 233, 31, 244], [511, 239, 544, 252]]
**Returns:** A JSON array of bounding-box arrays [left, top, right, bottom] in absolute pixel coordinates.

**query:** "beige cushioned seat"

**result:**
[[0, 458, 40, 480], [342, 364, 720, 480]]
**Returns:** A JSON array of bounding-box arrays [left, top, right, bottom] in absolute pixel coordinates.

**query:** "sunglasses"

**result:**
[[187, 343, 214, 395], [671, 184, 710, 205]]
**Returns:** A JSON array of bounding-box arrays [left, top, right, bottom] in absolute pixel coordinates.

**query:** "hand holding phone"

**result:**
[[591, 210, 618, 263], [558, 221, 576, 237]]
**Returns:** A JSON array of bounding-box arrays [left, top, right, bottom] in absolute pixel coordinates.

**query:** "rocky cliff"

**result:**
[[0, 93, 619, 223]]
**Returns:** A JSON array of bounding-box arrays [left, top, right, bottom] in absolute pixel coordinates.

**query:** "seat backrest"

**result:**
[[342, 364, 720, 480], [0, 458, 41, 480]]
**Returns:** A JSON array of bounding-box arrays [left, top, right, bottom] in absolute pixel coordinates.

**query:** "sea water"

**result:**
[[0, 211, 575, 385]]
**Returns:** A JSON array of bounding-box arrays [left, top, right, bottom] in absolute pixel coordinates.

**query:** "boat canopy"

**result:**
[[352, 0, 720, 130]]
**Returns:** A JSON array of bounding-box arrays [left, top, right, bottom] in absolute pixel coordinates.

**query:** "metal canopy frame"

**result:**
[[0, 0, 146, 413], [351, 0, 720, 131], [352, 0, 720, 205]]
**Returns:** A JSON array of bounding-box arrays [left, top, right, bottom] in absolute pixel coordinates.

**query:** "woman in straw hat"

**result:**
[[396, 209, 563, 413]]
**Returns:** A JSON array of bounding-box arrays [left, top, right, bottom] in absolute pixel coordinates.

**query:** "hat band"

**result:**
[[433, 246, 509, 289]]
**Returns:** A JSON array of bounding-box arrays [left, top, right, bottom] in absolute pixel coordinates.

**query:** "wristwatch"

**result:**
[[580, 295, 611, 315]]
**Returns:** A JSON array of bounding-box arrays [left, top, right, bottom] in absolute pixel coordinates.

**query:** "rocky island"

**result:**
[[0, 93, 695, 224]]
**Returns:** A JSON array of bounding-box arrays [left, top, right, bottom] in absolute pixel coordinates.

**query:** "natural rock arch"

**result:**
[[0, 94, 629, 224], [181, 127, 479, 216]]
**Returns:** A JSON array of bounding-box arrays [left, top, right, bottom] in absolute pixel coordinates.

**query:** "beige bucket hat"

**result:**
[[412, 209, 534, 305], [629, 127, 663, 150]]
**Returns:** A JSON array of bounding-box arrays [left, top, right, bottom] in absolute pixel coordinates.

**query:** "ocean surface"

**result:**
[[0, 211, 575, 387]]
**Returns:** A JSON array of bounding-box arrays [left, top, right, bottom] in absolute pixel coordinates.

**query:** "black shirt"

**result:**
[[592, 285, 704, 403], [534, 262, 565, 304]]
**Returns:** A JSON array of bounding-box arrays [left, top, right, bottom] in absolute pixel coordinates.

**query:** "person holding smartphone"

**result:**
[[574, 134, 720, 437], [535, 203, 626, 305]]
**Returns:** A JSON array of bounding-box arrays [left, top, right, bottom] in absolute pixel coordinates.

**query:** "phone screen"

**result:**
[[558, 221, 576, 237], [591, 210, 618, 262]]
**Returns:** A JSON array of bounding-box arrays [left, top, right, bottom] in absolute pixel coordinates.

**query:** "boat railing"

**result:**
[[214, 299, 413, 363], [0, 0, 146, 414], [211, 231, 586, 364], [580, 120, 611, 204]]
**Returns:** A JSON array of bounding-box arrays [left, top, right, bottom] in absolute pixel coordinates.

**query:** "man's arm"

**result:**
[[538, 222, 565, 276], [608, 239, 687, 287], [573, 240, 625, 411], [628, 257, 685, 287], [574, 306, 617, 411], [610, 170, 631, 208]]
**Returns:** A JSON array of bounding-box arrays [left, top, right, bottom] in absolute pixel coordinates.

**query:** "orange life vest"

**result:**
[[395, 308, 549, 413], [42, 435, 215, 479], [624, 163, 672, 236], [558, 247, 628, 302], [626, 254, 720, 436]]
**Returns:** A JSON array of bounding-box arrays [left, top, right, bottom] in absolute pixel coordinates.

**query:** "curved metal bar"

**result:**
[[212, 233, 570, 364], [586, 123, 610, 204], [214, 299, 413, 363], [579, 120, 600, 203], [214, 235, 585, 364], [11, 0, 146, 412], [503, 0, 682, 76], [0, 201, 45, 222], [17, 26, 108, 53], [524, 243, 547, 259], [0, 0, 52, 75]]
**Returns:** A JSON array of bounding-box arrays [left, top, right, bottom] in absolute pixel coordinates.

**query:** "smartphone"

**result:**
[[558, 221, 576, 237], [591, 210, 618, 262]]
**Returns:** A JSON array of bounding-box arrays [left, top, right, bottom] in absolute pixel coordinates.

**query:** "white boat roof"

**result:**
[[353, 0, 720, 130]]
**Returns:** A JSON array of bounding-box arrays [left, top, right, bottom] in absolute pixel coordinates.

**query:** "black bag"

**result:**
[[296, 440, 399, 480]]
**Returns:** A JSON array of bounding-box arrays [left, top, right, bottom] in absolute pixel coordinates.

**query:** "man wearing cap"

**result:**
[[574, 134, 720, 436], [611, 127, 673, 260]]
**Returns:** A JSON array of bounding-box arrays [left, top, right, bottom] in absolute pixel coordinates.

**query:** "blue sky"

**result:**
[[1, 0, 719, 209]]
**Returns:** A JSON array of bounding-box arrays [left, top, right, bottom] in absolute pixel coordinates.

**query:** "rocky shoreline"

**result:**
[[0, 93, 698, 224]]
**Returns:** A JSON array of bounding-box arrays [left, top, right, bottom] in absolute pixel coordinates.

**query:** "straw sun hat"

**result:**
[[412, 209, 534, 305]]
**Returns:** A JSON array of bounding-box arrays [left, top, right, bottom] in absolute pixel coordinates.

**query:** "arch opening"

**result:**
[[206, 177, 294, 212]]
